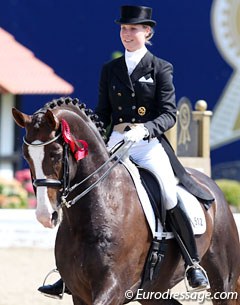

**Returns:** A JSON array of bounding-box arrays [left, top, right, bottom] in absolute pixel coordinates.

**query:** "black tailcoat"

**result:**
[[95, 51, 177, 139], [95, 51, 214, 202]]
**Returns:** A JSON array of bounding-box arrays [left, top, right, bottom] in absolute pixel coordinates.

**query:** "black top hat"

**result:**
[[115, 5, 156, 27]]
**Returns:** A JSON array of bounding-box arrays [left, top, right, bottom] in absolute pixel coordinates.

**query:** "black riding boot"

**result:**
[[168, 199, 209, 290], [38, 278, 71, 297]]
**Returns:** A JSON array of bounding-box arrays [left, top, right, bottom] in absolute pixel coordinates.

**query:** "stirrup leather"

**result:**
[[41, 269, 65, 300]]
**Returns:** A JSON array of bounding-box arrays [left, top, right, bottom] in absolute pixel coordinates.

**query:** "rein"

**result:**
[[61, 140, 133, 208], [24, 125, 133, 208]]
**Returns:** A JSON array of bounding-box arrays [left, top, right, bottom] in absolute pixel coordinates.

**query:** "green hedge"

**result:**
[[215, 179, 240, 209]]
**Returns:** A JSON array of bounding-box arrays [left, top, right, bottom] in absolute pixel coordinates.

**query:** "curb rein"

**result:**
[[23, 131, 133, 209]]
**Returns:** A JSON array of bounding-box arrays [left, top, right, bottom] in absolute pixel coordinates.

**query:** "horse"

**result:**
[[12, 97, 240, 305]]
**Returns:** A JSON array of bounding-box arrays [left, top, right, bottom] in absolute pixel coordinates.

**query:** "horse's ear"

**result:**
[[45, 109, 60, 131], [12, 108, 32, 128]]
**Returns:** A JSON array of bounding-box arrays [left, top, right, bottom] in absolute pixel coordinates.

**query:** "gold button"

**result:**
[[118, 106, 122, 110], [119, 117, 123, 122], [131, 118, 136, 122], [131, 93, 135, 97], [117, 92, 122, 96], [138, 106, 146, 116]]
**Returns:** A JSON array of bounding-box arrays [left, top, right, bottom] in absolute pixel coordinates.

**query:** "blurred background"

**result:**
[[0, 0, 239, 179], [0, 1, 240, 304], [1, 0, 239, 212]]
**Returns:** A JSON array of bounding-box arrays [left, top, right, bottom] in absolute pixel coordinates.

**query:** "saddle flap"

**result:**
[[121, 157, 206, 238], [138, 167, 165, 225], [177, 185, 206, 235]]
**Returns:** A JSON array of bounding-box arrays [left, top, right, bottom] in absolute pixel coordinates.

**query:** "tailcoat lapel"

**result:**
[[112, 56, 134, 92], [130, 51, 154, 83], [111, 52, 154, 91]]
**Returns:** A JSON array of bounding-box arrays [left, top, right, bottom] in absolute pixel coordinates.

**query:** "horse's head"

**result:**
[[12, 99, 98, 228]]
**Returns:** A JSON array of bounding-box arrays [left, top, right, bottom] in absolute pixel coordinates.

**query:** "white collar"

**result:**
[[125, 46, 148, 62], [125, 46, 148, 75]]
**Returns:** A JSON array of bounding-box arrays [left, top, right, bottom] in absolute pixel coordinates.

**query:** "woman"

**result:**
[[95, 4, 209, 291], [38, 5, 209, 297]]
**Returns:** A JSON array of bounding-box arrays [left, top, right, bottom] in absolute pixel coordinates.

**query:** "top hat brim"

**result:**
[[115, 18, 156, 27]]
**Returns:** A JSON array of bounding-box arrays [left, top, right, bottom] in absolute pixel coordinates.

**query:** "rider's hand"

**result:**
[[124, 124, 149, 143]]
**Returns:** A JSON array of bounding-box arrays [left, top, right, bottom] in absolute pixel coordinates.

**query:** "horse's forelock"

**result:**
[[32, 112, 46, 129]]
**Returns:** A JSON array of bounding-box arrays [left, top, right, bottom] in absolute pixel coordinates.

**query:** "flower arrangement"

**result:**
[[0, 169, 36, 209]]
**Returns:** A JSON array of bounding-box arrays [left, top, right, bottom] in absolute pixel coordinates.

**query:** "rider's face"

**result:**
[[120, 24, 150, 52]]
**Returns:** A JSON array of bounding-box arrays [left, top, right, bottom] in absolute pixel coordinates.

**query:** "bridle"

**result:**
[[23, 132, 64, 188], [23, 131, 71, 192], [23, 126, 133, 208]]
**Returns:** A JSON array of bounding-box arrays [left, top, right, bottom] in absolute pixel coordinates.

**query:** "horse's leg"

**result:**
[[90, 273, 127, 305], [72, 295, 88, 305], [235, 276, 240, 305], [202, 249, 240, 305], [201, 217, 240, 305]]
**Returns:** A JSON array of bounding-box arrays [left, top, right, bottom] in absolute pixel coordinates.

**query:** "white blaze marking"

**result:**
[[28, 142, 55, 228]]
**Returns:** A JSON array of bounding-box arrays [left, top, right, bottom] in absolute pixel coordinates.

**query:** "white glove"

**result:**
[[124, 124, 149, 143]]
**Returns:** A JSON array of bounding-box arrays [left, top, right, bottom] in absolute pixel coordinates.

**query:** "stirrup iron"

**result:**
[[41, 269, 65, 300], [184, 262, 210, 293]]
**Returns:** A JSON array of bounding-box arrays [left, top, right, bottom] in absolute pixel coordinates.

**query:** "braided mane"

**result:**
[[40, 96, 107, 143]]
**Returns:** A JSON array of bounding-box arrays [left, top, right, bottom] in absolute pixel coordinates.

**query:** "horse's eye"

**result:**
[[50, 152, 62, 162]]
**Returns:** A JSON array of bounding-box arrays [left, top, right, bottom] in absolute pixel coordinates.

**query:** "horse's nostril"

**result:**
[[52, 211, 58, 226]]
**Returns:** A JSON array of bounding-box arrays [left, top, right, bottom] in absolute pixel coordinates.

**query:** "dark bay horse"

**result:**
[[12, 97, 240, 305]]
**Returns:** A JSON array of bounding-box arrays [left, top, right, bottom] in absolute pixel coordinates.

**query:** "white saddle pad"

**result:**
[[121, 157, 206, 240]]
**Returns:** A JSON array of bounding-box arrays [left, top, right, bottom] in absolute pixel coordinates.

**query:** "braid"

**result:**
[[42, 97, 107, 142]]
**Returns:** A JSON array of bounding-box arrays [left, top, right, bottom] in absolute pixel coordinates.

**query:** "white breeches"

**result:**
[[108, 131, 178, 210]]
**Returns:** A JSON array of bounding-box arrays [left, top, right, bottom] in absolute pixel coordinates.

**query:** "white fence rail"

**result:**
[[0, 209, 240, 248], [0, 209, 58, 248]]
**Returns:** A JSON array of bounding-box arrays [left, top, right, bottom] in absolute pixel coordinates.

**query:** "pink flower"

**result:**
[[15, 169, 32, 182], [25, 182, 34, 194], [28, 198, 37, 208]]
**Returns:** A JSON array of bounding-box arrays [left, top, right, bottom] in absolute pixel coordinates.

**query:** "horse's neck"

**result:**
[[83, 139, 109, 173], [68, 138, 111, 201], [64, 122, 124, 226], [65, 160, 124, 229]]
